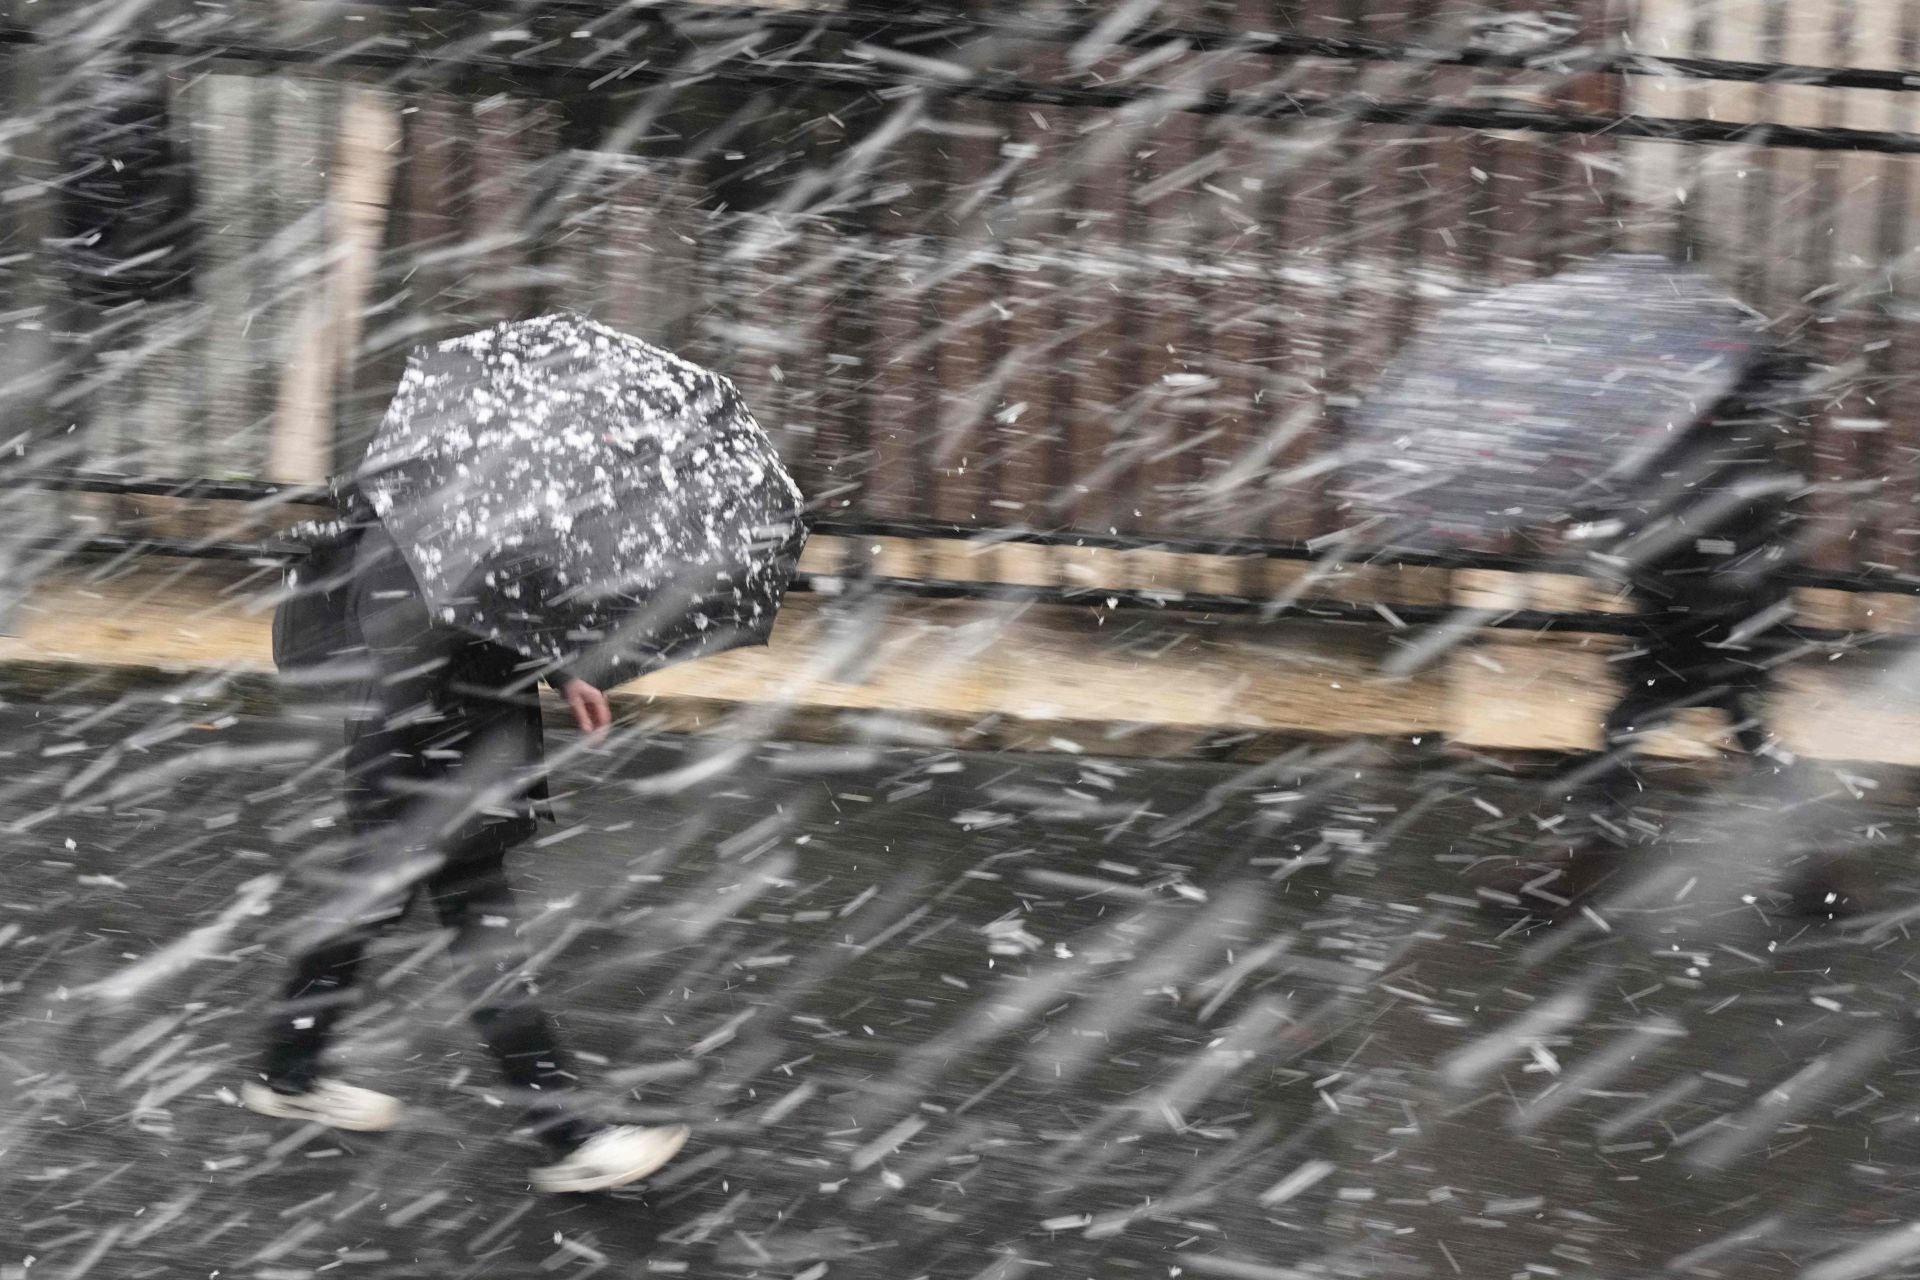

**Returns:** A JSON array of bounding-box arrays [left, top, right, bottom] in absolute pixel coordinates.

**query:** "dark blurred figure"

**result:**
[[1521, 356, 1857, 917]]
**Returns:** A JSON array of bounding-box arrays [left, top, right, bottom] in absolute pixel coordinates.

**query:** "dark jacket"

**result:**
[[275, 486, 573, 845], [1603, 353, 1812, 692], [342, 522, 574, 847]]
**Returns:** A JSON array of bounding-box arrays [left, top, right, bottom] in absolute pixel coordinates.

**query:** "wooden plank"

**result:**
[[859, 118, 939, 526], [269, 82, 398, 484], [1054, 95, 1133, 534], [926, 101, 1006, 533], [1132, 105, 1207, 540], [990, 77, 1063, 545], [189, 72, 265, 479], [12, 556, 1920, 766]]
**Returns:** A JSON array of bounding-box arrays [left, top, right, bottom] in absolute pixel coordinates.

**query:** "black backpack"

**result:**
[[270, 486, 374, 678]]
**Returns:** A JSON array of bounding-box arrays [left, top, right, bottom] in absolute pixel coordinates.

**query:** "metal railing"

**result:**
[[9, 469, 1916, 657]]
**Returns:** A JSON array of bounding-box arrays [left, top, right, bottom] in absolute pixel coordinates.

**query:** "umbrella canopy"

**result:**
[[1339, 254, 1771, 554], [360, 314, 806, 686]]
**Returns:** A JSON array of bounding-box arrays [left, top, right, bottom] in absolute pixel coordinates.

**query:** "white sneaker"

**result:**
[[240, 1078, 404, 1132], [530, 1123, 690, 1194]]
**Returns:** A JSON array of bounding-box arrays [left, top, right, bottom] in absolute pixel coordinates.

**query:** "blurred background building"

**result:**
[[6, 0, 1919, 601]]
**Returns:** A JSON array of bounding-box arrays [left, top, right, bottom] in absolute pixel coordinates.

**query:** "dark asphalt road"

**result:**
[[2, 695, 1918, 1279]]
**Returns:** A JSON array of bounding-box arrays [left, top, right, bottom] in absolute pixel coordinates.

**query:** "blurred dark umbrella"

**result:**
[[359, 314, 807, 688], [1339, 254, 1771, 556]]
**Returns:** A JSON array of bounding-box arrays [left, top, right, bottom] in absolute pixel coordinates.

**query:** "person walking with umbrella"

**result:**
[[1547, 352, 1817, 909], [243, 315, 806, 1193], [1340, 255, 1823, 918]]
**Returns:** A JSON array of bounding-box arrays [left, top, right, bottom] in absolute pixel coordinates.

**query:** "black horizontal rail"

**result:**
[[30, 534, 291, 564], [806, 573, 1670, 637], [11, 470, 1920, 600], [9, 21, 1920, 157], [3, 532, 1701, 637], [312, 1, 1920, 96], [0, 465, 1532, 570], [816, 514, 1543, 573], [11, 472, 329, 505]]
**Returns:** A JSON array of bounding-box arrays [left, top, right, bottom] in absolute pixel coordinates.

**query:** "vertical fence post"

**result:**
[[0, 25, 59, 633], [268, 82, 400, 485]]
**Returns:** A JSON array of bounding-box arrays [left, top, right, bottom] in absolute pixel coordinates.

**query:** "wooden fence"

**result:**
[[14, 0, 1920, 588]]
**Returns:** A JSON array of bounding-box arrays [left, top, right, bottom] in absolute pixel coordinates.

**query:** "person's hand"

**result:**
[[560, 678, 613, 737]]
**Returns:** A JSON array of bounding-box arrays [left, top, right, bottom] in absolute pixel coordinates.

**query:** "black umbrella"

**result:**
[[359, 314, 807, 686], [1339, 254, 1771, 555]]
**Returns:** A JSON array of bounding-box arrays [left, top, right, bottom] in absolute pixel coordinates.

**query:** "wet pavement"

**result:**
[[2, 695, 1918, 1279]]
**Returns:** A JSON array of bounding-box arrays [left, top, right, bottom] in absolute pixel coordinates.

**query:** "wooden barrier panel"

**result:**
[[8, 554, 1920, 771]]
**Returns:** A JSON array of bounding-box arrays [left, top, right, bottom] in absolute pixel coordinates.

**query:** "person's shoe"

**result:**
[[1780, 857, 1875, 921], [530, 1123, 691, 1194], [240, 1078, 404, 1132]]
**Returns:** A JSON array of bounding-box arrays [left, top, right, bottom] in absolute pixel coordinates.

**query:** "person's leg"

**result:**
[[1564, 655, 1692, 844], [1716, 685, 1772, 758], [419, 827, 690, 1188], [425, 823, 603, 1154], [244, 872, 416, 1129], [1712, 681, 1869, 918], [258, 907, 398, 1093], [1497, 647, 1703, 915]]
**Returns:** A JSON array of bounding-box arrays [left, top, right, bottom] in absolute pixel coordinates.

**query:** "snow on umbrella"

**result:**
[[359, 314, 807, 686], [1338, 254, 1770, 555]]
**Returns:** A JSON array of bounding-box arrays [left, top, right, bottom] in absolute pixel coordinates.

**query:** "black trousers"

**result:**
[[261, 528, 595, 1152], [1563, 595, 1780, 842]]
